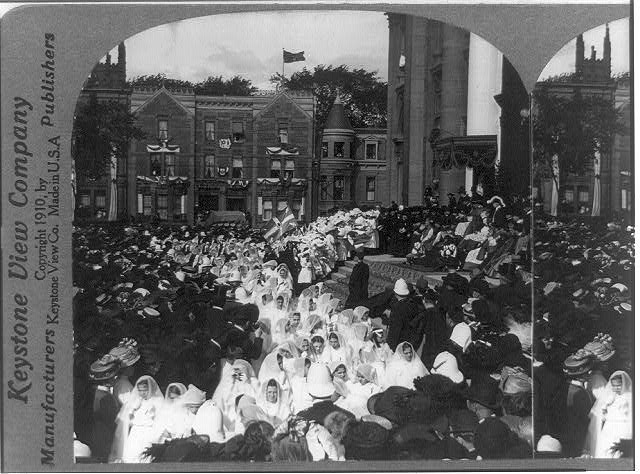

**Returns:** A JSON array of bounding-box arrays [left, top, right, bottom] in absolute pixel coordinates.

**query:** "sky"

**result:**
[[107, 12, 628, 89], [121, 11, 390, 90]]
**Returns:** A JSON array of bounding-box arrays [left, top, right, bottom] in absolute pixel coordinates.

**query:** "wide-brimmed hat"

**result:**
[[89, 355, 119, 382], [137, 307, 161, 319], [306, 363, 335, 398], [463, 374, 500, 410], [563, 350, 594, 377], [393, 279, 410, 296], [487, 196, 505, 207], [449, 322, 472, 352], [109, 343, 140, 368]]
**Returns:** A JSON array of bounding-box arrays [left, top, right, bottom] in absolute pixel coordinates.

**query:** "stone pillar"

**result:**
[[386, 13, 403, 206], [405, 16, 427, 206], [439, 25, 468, 199], [466, 33, 503, 194]]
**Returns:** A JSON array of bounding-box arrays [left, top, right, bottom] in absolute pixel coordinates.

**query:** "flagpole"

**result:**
[[282, 48, 284, 78]]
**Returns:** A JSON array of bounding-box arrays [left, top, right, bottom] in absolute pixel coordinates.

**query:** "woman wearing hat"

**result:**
[[384, 342, 429, 390], [88, 355, 120, 462], [111, 375, 164, 463]]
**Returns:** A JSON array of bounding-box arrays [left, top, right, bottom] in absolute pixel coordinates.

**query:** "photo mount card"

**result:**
[[0, 1, 632, 472]]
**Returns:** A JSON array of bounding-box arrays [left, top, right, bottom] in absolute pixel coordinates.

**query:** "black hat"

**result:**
[[462, 374, 500, 410]]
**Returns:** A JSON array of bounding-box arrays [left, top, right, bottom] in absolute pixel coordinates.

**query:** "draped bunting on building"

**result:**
[[146, 143, 181, 153], [266, 146, 299, 156], [432, 135, 498, 171], [256, 177, 307, 186], [136, 175, 189, 184]]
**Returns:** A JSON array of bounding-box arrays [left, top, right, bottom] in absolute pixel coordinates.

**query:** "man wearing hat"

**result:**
[[387, 278, 425, 352], [345, 249, 369, 309], [296, 363, 355, 426]]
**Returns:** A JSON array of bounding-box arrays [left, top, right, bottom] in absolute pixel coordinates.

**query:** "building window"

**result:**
[[578, 187, 589, 203], [263, 200, 273, 221], [232, 121, 245, 143], [164, 154, 176, 177], [321, 142, 328, 158], [271, 159, 282, 178], [292, 200, 302, 219], [284, 159, 295, 180], [158, 119, 168, 140], [79, 193, 90, 208], [320, 175, 329, 201], [150, 153, 162, 176], [143, 194, 152, 216], [333, 175, 345, 200], [205, 121, 215, 141], [95, 192, 106, 209], [366, 177, 376, 201], [564, 189, 574, 203], [157, 194, 168, 220], [204, 155, 215, 178], [279, 125, 289, 144], [232, 157, 243, 178], [621, 189, 631, 211], [334, 142, 345, 158], [174, 194, 186, 218], [365, 142, 378, 160]]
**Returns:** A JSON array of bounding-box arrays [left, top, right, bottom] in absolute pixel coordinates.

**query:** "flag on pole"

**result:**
[[278, 206, 298, 236], [263, 217, 282, 242], [283, 50, 305, 63]]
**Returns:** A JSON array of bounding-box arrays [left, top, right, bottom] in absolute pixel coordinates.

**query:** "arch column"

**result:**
[[466, 33, 503, 194]]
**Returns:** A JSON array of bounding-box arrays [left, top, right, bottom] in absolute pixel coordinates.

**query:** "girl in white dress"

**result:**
[[384, 341, 429, 390]]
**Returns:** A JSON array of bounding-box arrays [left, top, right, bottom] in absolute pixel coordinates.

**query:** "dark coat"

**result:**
[[345, 261, 370, 309], [296, 400, 355, 425], [492, 206, 507, 229], [90, 387, 118, 462], [387, 297, 425, 352]]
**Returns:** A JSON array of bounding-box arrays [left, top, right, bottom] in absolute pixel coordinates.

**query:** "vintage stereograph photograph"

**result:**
[[0, 2, 633, 472]]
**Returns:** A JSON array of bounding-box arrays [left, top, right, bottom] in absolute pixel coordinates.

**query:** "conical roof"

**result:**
[[324, 95, 353, 131]]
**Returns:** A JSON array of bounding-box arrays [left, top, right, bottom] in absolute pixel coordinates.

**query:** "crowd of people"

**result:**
[[73, 194, 633, 464]]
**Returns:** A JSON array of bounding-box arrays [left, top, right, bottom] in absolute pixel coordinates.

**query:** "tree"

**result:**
[[72, 94, 146, 180], [128, 74, 257, 96], [128, 74, 194, 90], [271, 64, 387, 131], [194, 75, 256, 96], [533, 85, 622, 182]]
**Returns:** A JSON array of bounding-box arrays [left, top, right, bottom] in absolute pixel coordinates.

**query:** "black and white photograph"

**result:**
[[0, 2, 633, 471]]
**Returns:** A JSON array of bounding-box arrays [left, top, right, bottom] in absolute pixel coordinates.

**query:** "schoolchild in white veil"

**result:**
[[320, 331, 353, 369], [258, 341, 299, 396], [384, 341, 429, 389], [110, 375, 164, 463], [155, 383, 190, 443], [275, 263, 294, 298], [585, 370, 633, 458], [256, 378, 294, 429], [212, 359, 260, 435], [359, 325, 393, 382], [334, 363, 382, 419]]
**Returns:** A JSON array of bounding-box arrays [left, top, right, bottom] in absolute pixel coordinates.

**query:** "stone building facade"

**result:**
[[536, 26, 632, 218], [385, 14, 530, 206], [74, 43, 130, 221], [127, 87, 314, 226], [317, 97, 387, 215]]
